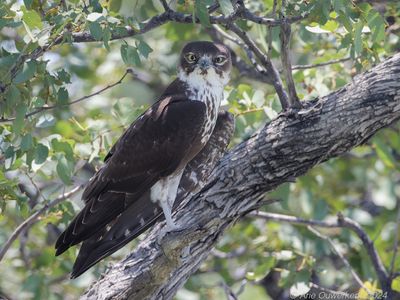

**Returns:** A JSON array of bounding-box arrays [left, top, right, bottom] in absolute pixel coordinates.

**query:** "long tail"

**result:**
[[70, 190, 162, 278]]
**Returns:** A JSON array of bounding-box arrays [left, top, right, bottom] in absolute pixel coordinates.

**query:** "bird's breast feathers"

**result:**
[[179, 68, 226, 144]]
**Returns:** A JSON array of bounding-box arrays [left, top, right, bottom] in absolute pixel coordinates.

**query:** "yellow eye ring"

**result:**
[[185, 53, 197, 63], [214, 55, 226, 65]]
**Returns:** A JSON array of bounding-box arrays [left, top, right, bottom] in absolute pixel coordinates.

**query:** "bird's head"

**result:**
[[178, 41, 232, 88]]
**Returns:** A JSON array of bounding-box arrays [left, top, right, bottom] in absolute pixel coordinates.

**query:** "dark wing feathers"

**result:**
[[68, 111, 234, 279], [70, 191, 162, 278], [55, 96, 207, 262]]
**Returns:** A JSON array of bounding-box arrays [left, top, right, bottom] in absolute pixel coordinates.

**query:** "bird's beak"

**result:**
[[198, 57, 212, 71]]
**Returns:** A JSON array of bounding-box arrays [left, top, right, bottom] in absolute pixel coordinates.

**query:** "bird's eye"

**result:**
[[214, 55, 226, 65], [185, 53, 197, 63]]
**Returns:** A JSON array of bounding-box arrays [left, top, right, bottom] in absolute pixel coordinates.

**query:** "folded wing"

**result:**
[[55, 96, 207, 265]]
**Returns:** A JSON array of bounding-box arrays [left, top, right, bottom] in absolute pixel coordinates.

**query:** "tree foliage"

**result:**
[[0, 0, 399, 299]]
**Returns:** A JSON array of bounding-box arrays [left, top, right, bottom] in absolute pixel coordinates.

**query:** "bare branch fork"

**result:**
[[250, 211, 389, 293], [82, 54, 400, 300]]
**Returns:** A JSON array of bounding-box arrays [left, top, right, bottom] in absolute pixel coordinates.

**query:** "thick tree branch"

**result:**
[[82, 53, 400, 300]]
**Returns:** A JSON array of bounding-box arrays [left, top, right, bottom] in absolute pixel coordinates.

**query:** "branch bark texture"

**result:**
[[82, 54, 400, 299]]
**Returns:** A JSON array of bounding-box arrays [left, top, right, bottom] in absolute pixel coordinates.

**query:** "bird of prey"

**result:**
[[55, 41, 232, 278]]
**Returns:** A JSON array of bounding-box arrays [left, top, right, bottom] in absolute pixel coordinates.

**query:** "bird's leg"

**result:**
[[159, 199, 179, 231], [151, 170, 184, 232]]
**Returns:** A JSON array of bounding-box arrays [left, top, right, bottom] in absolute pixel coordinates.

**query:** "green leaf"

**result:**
[[34, 143, 48, 164], [51, 139, 74, 160], [57, 87, 69, 104], [337, 11, 354, 33], [23, 0, 33, 9], [5, 85, 21, 109], [332, 0, 346, 13], [392, 277, 400, 292], [109, 0, 122, 12], [120, 44, 141, 66], [321, 20, 339, 32], [20, 134, 33, 151], [367, 10, 385, 44], [218, 0, 234, 16], [354, 21, 363, 56], [14, 60, 37, 84], [56, 155, 72, 185], [22, 8, 43, 30], [57, 69, 71, 83], [310, 1, 331, 25], [373, 138, 397, 169], [4, 146, 15, 159], [103, 26, 111, 51], [137, 40, 153, 59], [13, 104, 27, 135], [88, 21, 103, 41], [339, 33, 352, 50], [32, 97, 45, 108], [246, 256, 276, 281], [195, 0, 211, 27]]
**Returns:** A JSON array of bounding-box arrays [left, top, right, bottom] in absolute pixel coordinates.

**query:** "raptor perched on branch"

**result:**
[[55, 41, 233, 278]]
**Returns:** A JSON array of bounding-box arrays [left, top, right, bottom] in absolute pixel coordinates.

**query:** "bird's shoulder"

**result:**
[[104, 78, 206, 162], [82, 80, 207, 200]]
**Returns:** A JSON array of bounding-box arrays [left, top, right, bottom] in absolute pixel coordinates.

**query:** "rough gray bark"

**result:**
[[82, 53, 400, 300]]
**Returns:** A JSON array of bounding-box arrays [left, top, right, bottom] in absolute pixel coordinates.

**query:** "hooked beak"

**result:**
[[198, 57, 212, 71]]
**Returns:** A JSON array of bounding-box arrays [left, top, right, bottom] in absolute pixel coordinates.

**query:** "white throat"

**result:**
[[178, 67, 228, 103]]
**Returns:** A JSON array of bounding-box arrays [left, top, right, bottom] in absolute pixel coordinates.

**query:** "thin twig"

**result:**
[[307, 226, 371, 294], [279, 0, 301, 108], [267, 0, 278, 57], [241, 8, 310, 26], [250, 211, 340, 228], [220, 281, 239, 300], [292, 57, 352, 70], [25, 172, 48, 204], [337, 213, 390, 291], [2, 5, 308, 90], [160, 0, 170, 11], [235, 107, 265, 116], [388, 199, 399, 278], [0, 185, 83, 261], [0, 70, 131, 123]]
